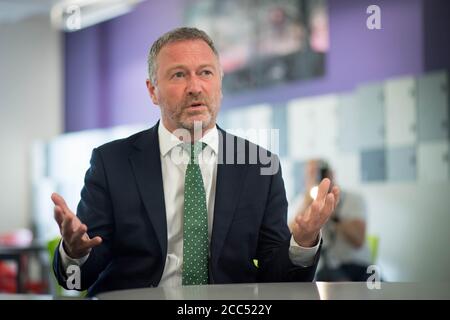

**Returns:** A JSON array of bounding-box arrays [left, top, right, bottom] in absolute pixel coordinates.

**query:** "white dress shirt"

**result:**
[[60, 122, 320, 286]]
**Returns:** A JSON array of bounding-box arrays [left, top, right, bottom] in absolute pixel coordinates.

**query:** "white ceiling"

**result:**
[[0, 0, 144, 27]]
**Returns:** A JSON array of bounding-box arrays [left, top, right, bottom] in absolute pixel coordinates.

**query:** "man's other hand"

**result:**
[[291, 178, 340, 247], [51, 192, 102, 259]]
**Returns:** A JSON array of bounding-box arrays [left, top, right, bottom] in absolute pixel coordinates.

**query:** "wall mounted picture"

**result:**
[[185, 0, 329, 94]]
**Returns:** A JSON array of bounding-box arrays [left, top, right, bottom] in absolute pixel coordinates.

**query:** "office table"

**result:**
[[95, 282, 450, 300], [0, 243, 48, 293]]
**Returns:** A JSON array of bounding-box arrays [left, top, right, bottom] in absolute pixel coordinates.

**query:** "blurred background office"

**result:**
[[0, 0, 449, 294]]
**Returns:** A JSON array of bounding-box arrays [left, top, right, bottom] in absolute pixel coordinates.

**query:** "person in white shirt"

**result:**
[[289, 159, 371, 281], [51, 27, 340, 296]]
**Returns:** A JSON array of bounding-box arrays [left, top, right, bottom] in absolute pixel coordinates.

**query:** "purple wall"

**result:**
[[65, 26, 106, 130], [64, 0, 445, 132], [65, 0, 183, 131]]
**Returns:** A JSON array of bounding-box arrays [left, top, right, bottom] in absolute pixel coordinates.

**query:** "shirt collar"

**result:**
[[158, 121, 219, 157]]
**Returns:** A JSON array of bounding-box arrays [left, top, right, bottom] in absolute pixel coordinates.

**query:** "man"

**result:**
[[52, 27, 340, 296]]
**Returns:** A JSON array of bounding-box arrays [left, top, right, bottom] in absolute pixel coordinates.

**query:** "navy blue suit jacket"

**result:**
[[53, 122, 320, 296]]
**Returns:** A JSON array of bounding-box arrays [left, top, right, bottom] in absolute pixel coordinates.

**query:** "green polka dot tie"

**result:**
[[182, 142, 209, 285]]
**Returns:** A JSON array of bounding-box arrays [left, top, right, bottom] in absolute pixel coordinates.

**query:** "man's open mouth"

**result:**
[[189, 102, 205, 107]]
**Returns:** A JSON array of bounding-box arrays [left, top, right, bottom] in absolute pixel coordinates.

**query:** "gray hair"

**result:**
[[147, 27, 220, 84]]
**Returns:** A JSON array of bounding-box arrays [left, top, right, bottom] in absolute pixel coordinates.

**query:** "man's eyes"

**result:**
[[172, 71, 185, 78], [200, 70, 213, 76], [170, 69, 213, 79]]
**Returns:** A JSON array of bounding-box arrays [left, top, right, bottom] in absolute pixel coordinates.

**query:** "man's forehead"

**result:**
[[158, 39, 216, 60]]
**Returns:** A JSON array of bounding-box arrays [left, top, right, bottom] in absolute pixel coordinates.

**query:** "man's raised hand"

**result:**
[[291, 178, 340, 247], [51, 193, 102, 259]]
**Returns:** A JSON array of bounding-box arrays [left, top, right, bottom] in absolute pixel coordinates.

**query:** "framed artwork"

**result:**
[[185, 0, 328, 94]]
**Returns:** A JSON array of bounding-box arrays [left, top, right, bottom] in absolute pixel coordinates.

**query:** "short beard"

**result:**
[[174, 98, 218, 131], [159, 92, 220, 134], [179, 112, 213, 130]]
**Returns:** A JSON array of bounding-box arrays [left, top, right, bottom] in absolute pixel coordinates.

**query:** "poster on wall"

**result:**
[[184, 0, 328, 94]]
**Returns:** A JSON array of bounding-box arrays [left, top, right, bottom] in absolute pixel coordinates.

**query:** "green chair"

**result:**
[[366, 234, 379, 264], [47, 237, 64, 296]]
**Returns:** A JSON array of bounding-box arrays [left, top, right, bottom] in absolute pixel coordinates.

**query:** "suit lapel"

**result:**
[[128, 124, 247, 265], [129, 122, 167, 257], [211, 128, 248, 265]]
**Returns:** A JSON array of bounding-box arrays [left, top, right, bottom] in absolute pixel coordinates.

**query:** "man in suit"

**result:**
[[52, 27, 340, 296]]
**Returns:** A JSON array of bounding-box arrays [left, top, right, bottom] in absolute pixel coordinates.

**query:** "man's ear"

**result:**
[[146, 79, 159, 105]]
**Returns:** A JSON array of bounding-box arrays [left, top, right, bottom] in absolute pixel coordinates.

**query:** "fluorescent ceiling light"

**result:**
[[51, 0, 144, 31]]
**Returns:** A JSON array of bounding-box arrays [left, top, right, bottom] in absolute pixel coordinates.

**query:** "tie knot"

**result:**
[[184, 142, 206, 163]]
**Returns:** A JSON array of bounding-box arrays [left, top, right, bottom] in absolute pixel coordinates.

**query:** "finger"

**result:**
[[54, 205, 65, 228], [322, 193, 335, 221], [297, 200, 320, 225], [61, 214, 77, 239], [69, 223, 88, 245], [310, 200, 321, 216], [331, 186, 340, 209], [51, 192, 74, 216], [54, 202, 77, 238], [60, 214, 72, 238], [87, 236, 102, 248], [315, 178, 331, 203], [312, 197, 330, 226], [78, 236, 103, 253]]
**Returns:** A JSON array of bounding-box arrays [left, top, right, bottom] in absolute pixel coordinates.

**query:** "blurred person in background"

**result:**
[[289, 159, 371, 281]]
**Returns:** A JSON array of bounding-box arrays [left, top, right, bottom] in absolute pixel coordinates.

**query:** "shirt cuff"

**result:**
[[59, 240, 90, 271], [288, 230, 322, 267]]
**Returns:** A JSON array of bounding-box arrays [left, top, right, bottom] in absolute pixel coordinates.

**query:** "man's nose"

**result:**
[[186, 75, 202, 96]]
